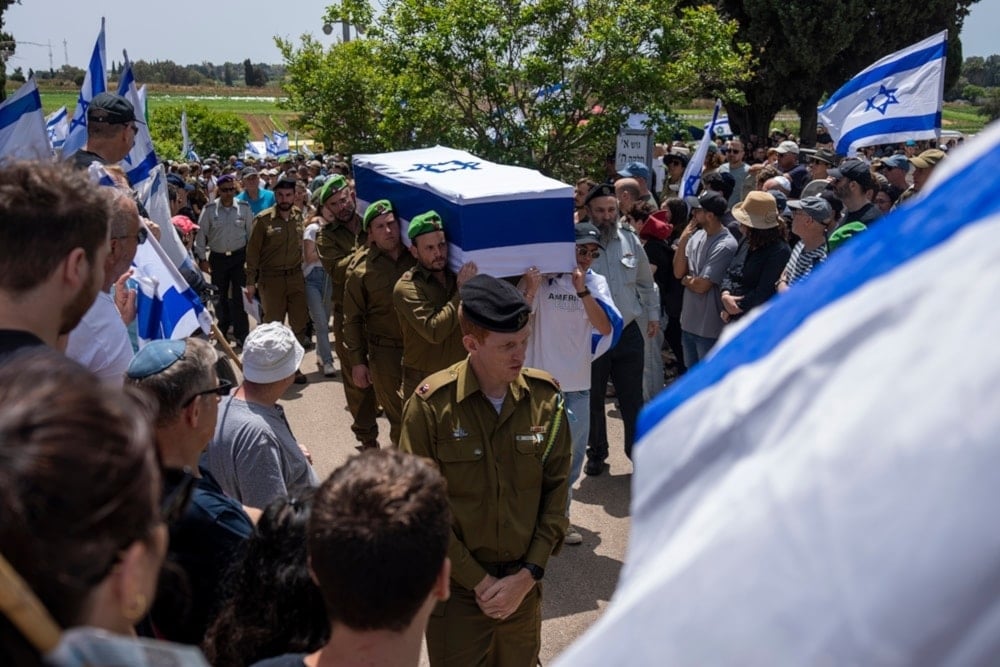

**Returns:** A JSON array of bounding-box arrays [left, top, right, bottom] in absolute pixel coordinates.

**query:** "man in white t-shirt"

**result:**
[[520, 223, 622, 545]]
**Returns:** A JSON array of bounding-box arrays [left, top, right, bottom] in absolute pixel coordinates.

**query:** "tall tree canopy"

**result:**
[[278, 0, 750, 179], [705, 0, 980, 146], [0, 0, 21, 99]]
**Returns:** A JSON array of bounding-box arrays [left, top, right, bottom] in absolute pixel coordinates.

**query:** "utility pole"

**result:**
[[63, 39, 68, 66]]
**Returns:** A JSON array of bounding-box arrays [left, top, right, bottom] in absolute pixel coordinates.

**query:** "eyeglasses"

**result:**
[[577, 247, 601, 259], [113, 226, 148, 245], [182, 378, 232, 407]]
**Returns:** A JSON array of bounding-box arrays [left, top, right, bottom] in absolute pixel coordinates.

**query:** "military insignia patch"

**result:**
[[418, 383, 430, 395], [530, 426, 546, 434]]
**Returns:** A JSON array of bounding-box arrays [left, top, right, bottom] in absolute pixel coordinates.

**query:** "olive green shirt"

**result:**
[[392, 265, 466, 374], [315, 213, 365, 309], [245, 207, 305, 285], [400, 360, 570, 591], [343, 245, 416, 368]]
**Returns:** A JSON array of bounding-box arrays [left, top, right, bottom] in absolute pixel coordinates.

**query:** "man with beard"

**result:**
[[66, 188, 145, 383], [393, 211, 478, 402], [0, 162, 112, 359], [245, 176, 309, 383], [343, 200, 416, 447], [314, 175, 380, 448]]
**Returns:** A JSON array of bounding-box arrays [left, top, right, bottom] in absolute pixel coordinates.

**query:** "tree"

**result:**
[[224, 62, 234, 86], [704, 0, 980, 147], [9, 65, 23, 82], [243, 58, 254, 86], [149, 104, 251, 159], [0, 0, 20, 99], [278, 0, 749, 180], [979, 88, 1000, 122]]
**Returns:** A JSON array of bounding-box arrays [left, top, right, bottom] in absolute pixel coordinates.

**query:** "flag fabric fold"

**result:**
[[0, 79, 51, 161], [554, 120, 1000, 665], [819, 30, 947, 155], [680, 99, 722, 198], [62, 18, 107, 159], [117, 56, 159, 185]]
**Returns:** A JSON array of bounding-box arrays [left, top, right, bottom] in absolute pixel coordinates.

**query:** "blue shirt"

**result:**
[[236, 188, 277, 218]]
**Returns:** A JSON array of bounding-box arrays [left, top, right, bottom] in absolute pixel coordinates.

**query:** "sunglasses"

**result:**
[[577, 247, 601, 259], [182, 378, 232, 407], [115, 226, 148, 245]]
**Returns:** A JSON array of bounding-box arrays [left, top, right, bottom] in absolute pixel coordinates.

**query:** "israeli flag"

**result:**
[[680, 98, 722, 198], [45, 106, 68, 153], [0, 79, 51, 161], [273, 130, 290, 158], [116, 56, 158, 185], [819, 30, 947, 156], [263, 134, 277, 158], [555, 120, 1000, 665], [136, 164, 191, 271], [245, 141, 263, 158], [706, 115, 732, 138], [62, 18, 106, 159], [181, 109, 191, 160]]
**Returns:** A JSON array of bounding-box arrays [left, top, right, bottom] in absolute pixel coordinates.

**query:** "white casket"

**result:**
[[353, 146, 575, 277]]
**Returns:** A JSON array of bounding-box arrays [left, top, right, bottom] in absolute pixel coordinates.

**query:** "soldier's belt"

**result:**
[[480, 561, 525, 579], [259, 267, 302, 277], [368, 335, 404, 349]]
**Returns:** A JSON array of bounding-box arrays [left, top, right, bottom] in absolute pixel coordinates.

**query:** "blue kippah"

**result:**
[[126, 339, 187, 379]]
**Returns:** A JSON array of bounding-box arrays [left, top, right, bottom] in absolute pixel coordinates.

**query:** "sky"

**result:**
[[4, 0, 999, 75]]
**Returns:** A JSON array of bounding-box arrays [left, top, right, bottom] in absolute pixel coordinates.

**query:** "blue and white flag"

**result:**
[[819, 30, 947, 156], [706, 115, 732, 138], [244, 141, 263, 159], [680, 98, 722, 198], [135, 164, 190, 270], [263, 134, 277, 158], [555, 120, 1000, 665], [0, 79, 51, 161], [180, 109, 191, 160], [62, 18, 106, 159], [116, 55, 158, 185], [45, 106, 68, 154], [273, 130, 289, 158]]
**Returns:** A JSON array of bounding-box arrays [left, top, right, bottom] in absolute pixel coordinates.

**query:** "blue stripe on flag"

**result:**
[[0, 87, 42, 132], [637, 131, 1000, 440], [834, 112, 942, 155], [354, 165, 574, 250], [125, 150, 160, 187], [819, 39, 947, 111], [137, 286, 205, 341], [592, 298, 623, 354]]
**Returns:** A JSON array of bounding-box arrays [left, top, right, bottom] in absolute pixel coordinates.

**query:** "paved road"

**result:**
[[269, 345, 635, 664]]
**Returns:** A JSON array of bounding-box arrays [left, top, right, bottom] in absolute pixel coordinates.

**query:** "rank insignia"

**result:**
[[529, 426, 546, 434], [452, 426, 469, 438]]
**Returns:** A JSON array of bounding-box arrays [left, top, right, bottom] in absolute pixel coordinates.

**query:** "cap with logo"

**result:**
[[407, 210, 445, 240]]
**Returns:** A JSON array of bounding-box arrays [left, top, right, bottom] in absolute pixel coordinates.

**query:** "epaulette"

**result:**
[[522, 367, 560, 391], [413, 367, 459, 400]]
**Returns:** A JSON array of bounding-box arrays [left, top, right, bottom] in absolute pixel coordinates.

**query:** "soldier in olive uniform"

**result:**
[[313, 175, 380, 448], [245, 176, 309, 382], [392, 211, 478, 401], [400, 274, 571, 667], [343, 200, 416, 447]]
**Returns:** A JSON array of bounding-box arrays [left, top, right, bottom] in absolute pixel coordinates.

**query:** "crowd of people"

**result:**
[[0, 87, 959, 665]]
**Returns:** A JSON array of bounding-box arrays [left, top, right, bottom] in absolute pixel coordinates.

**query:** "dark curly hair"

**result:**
[[202, 489, 328, 667]]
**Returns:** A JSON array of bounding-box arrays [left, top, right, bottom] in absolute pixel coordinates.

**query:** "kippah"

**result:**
[[583, 183, 616, 207], [316, 174, 348, 206], [407, 210, 445, 240], [363, 199, 393, 230], [459, 274, 530, 333], [126, 339, 186, 379]]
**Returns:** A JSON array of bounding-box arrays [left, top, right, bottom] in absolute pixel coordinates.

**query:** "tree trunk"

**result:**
[[724, 101, 778, 152], [796, 101, 818, 147]]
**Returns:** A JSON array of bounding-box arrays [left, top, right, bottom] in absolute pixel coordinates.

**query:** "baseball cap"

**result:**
[[617, 161, 650, 180], [574, 222, 604, 249]]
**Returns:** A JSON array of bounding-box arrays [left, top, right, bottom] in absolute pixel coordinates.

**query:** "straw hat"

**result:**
[[732, 191, 779, 230]]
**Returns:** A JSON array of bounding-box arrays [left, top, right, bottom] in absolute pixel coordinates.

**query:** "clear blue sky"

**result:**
[[5, 0, 998, 74]]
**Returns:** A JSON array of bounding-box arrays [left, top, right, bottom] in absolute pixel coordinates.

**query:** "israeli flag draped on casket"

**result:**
[[353, 146, 575, 277]]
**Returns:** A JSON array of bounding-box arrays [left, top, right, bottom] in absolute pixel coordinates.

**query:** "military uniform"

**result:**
[[393, 264, 467, 400], [244, 206, 309, 342], [195, 197, 253, 345], [344, 246, 416, 446], [316, 213, 379, 445], [400, 361, 570, 667]]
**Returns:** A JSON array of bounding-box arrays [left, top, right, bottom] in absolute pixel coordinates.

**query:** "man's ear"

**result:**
[[409, 244, 419, 259], [462, 334, 478, 355], [433, 557, 451, 602], [61, 247, 90, 291], [183, 397, 201, 429]]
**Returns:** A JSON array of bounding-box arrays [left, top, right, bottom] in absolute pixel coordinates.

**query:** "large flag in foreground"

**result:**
[[62, 19, 107, 159], [819, 30, 947, 156], [680, 98, 722, 198], [0, 79, 51, 160], [555, 121, 1000, 665]]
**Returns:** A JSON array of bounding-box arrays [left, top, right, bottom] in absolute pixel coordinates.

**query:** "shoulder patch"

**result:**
[[522, 367, 560, 390], [413, 367, 458, 401]]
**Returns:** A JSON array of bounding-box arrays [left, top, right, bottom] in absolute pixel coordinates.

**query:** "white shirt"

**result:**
[[65, 291, 134, 384], [303, 222, 323, 275]]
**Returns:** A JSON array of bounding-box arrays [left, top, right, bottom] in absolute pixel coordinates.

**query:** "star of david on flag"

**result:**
[[819, 30, 947, 156]]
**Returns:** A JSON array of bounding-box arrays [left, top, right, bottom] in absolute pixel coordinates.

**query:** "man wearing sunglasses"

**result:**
[[66, 188, 147, 383], [69, 92, 141, 171], [125, 338, 254, 645]]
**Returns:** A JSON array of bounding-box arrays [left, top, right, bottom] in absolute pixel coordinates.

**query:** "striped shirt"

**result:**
[[784, 241, 828, 286]]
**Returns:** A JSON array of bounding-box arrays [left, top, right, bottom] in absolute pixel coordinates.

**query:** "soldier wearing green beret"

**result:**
[[311, 175, 380, 447], [342, 200, 416, 446], [392, 210, 478, 401], [400, 274, 571, 667]]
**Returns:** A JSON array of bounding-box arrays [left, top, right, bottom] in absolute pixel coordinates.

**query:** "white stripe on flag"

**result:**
[[554, 120, 1000, 665], [61, 19, 106, 159], [819, 30, 947, 155], [0, 79, 51, 161]]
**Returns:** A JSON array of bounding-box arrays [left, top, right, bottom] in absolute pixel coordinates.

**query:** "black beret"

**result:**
[[583, 183, 616, 207], [87, 92, 138, 125], [459, 274, 530, 333], [272, 176, 298, 191]]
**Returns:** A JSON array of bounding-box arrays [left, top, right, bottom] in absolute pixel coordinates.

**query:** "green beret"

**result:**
[[315, 175, 348, 206], [362, 199, 393, 230], [407, 210, 445, 240], [459, 274, 530, 333]]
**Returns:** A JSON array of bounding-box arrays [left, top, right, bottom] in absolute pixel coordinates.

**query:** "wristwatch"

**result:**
[[521, 562, 544, 581], [576, 288, 591, 298]]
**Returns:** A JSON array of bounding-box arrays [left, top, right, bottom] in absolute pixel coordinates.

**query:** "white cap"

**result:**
[[242, 322, 304, 383], [775, 140, 800, 155]]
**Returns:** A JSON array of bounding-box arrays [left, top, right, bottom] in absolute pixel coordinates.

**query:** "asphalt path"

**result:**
[[272, 344, 636, 664]]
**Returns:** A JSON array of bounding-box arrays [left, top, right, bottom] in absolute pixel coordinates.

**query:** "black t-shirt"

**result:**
[[70, 149, 109, 171], [0, 329, 45, 361], [844, 202, 882, 227]]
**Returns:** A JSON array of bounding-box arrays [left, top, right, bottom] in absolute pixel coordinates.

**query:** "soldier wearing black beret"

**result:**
[[400, 273, 570, 667]]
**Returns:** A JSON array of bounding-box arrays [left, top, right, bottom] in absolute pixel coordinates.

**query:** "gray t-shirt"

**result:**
[[679, 227, 738, 339], [203, 395, 318, 509]]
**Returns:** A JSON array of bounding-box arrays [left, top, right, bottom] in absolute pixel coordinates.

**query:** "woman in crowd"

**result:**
[[202, 490, 328, 667], [303, 208, 337, 377]]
